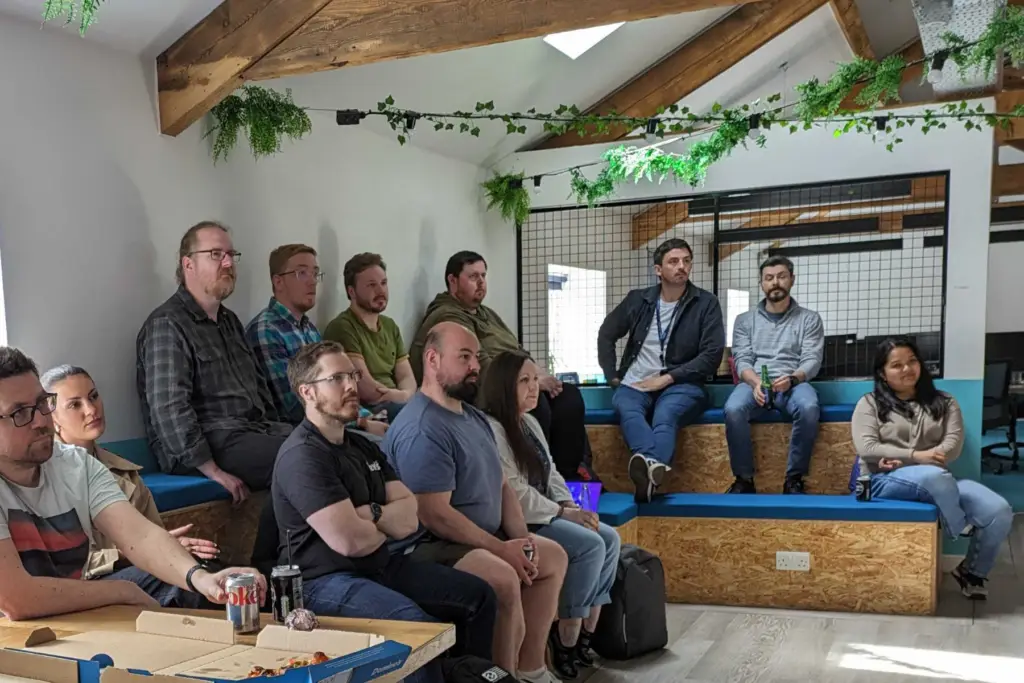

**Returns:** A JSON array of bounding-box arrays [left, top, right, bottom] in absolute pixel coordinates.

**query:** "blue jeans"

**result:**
[[872, 465, 1013, 578], [612, 383, 707, 465], [534, 518, 621, 619], [724, 383, 820, 479], [100, 566, 206, 609], [304, 556, 498, 683]]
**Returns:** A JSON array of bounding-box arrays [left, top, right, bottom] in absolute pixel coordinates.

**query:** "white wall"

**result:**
[[0, 14, 225, 441], [503, 100, 994, 381], [987, 224, 1024, 333]]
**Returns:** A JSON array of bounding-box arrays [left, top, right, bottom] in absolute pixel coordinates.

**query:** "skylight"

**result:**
[[543, 23, 625, 59]]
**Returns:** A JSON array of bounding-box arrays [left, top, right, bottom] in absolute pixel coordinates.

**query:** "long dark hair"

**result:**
[[871, 336, 949, 423], [479, 350, 544, 484]]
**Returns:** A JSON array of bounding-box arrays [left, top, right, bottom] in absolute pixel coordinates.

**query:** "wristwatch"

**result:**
[[788, 375, 801, 387], [370, 502, 383, 524]]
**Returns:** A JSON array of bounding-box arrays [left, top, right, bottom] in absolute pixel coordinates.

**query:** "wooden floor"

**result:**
[[581, 514, 1024, 683]]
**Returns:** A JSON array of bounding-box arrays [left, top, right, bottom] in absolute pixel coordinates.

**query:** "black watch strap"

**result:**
[[789, 375, 801, 386], [371, 502, 383, 523], [185, 564, 204, 593]]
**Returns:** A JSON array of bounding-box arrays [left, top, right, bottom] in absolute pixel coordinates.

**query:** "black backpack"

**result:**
[[591, 544, 668, 660], [440, 656, 519, 683]]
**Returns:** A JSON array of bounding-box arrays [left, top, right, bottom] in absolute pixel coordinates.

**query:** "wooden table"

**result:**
[[0, 606, 454, 683]]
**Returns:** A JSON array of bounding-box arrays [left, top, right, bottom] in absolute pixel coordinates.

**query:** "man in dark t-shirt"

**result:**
[[271, 342, 497, 683]]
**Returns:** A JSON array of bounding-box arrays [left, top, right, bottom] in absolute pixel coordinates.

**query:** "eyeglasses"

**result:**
[[1, 394, 56, 428], [189, 249, 242, 264], [306, 371, 363, 387], [277, 269, 324, 283]]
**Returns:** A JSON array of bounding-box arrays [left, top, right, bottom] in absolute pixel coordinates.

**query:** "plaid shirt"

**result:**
[[245, 298, 322, 424], [136, 287, 288, 473]]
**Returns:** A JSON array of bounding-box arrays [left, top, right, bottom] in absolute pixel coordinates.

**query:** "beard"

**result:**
[[441, 374, 479, 403], [767, 287, 789, 301], [20, 428, 55, 464], [206, 270, 236, 301], [314, 394, 360, 426], [356, 292, 387, 314]]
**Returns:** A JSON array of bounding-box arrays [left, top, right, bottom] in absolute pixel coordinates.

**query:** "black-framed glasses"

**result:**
[[189, 249, 242, 264], [1, 394, 56, 428], [277, 268, 324, 283], [306, 371, 363, 387]]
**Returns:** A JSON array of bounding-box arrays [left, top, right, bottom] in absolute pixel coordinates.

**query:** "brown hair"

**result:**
[[479, 350, 545, 485], [176, 221, 229, 285], [287, 340, 345, 405], [343, 253, 386, 297], [269, 244, 317, 280]]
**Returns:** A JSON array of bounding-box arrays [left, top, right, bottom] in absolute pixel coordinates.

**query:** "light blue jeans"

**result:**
[[534, 518, 621, 619], [872, 465, 1014, 578], [724, 382, 820, 479]]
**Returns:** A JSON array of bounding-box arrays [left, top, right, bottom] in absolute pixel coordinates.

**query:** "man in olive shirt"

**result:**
[[408, 251, 595, 482], [324, 254, 417, 421]]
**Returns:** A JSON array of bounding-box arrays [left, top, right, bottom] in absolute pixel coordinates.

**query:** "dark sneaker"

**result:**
[[629, 453, 654, 504], [547, 624, 578, 680], [952, 563, 988, 600], [575, 628, 596, 668], [783, 476, 807, 494], [727, 477, 756, 494]]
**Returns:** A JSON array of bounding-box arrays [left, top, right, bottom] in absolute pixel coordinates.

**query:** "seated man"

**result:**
[[385, 322, 567, 683], [274, 341, 497, 683], [597, 238, 725, 503], [725, 256, 824, 494], [0, 346, 265, 620], [323, 253, 416, 420], [408, 251, 593, 482], [137, 222, 293, 503]]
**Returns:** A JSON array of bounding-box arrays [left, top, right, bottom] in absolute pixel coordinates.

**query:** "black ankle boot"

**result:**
[[576, 627, 596, 667], [548, 625, 579, 680]]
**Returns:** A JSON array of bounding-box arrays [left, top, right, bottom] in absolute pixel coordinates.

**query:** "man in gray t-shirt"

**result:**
[[383, 322, 567, 681]]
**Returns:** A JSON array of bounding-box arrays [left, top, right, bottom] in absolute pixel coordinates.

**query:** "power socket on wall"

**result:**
[[776, 551, 811, 572]]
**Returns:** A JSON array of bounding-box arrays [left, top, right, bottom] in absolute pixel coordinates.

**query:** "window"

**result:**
[[725, 289, 751, 346], [543, 23, 624, 59], [547, 264, 606, 382]]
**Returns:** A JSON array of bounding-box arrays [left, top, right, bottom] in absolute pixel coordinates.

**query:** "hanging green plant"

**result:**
[[42, 0, 103, 35], [206, 86, 312, 163], [482, 173, 531, 225]]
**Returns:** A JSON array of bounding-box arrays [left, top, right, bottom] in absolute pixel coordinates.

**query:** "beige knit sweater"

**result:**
[[851, 393, 964, 475]]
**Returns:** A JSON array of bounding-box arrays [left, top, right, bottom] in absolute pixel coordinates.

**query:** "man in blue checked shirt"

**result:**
[[246, 245, 388, 436]]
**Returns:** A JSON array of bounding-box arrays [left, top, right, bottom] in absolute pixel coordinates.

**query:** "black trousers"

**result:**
[[529, 382, 593, 481], [205, 426, 291, 490]]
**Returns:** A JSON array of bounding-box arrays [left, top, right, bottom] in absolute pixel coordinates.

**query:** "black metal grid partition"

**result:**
[[517, 171, 949, 384]]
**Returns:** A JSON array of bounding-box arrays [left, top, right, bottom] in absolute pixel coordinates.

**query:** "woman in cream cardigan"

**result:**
[[851, 337, 1013, 600], [480, 351, 620, 681]]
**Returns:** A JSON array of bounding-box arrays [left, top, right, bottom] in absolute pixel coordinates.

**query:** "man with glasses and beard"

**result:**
[[272, 341, 497, 683], [724, 255, 824, 494], [137, 222, 292, 504], [383, 322, 567, 683], [0, 347, 266, 620], [323, 253, 416, 421]]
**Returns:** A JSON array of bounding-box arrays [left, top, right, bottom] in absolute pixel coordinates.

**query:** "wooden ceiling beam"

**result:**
[[156, 0, 333, 137], [631, 203, 690, 249], [532, 0, 827, 150], [828, 0, 874, 59], [840, 40, 923, 111], [993, 163, 1024, 198], [244, 0, 767, 81], [995, 91, 1024, 144]]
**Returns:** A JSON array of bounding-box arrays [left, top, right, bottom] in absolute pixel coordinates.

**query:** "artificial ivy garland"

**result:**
[[41, 0, 102, 35]]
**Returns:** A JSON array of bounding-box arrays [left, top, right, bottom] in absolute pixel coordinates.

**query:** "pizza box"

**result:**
[[6, 612, 410, 683]]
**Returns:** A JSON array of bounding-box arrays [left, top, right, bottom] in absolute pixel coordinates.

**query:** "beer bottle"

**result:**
[[760, 364, 775, 409]]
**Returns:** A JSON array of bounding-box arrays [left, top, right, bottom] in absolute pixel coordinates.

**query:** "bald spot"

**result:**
[[425, 321, 479, 356]]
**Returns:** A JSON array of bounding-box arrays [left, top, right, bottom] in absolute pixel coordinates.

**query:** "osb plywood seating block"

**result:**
[[614, 518, 638, 546], [160, 491, 267, 565], [637, 516, 938, 615], [589, 423, 855, 494]]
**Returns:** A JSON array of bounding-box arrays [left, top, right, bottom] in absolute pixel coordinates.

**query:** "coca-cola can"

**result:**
[[225, 573, 261, 633]]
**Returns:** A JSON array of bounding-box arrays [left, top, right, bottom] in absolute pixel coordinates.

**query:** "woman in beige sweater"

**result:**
[[851, 337, 1012, 600]]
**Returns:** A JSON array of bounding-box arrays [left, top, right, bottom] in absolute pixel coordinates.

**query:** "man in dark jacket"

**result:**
[[597, 238, 725, 502]]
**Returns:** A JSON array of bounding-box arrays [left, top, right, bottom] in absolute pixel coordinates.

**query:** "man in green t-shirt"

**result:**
[[323, 253, 417, 420]]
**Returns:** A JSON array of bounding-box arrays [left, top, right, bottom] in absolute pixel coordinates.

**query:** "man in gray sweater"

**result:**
[[725, 256, 824, 494]]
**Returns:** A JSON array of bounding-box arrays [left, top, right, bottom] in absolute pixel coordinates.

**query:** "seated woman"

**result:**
[[41, 365, 220, 607], [852, 337, 1013, 600], [480, 351, 620, 680]]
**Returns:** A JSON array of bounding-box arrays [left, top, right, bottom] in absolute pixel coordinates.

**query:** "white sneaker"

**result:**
[[629, 453, 654, 503], [518, 668, 562, 683], [648, 459, 669, 489]]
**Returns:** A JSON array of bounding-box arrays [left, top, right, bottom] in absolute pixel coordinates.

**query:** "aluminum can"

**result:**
[[271, 565, 304, 623], [855, 474, 873, 502], [523, 541, 535, 563], [225, 573, 261, 633]]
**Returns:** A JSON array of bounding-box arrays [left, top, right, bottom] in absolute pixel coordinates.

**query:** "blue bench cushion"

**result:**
[[640, 493, 937, 523], [597, 493, 638, 526], [101, 438, 159, 473], [142, 473, 230, 512], [585, 404, 856, 425]]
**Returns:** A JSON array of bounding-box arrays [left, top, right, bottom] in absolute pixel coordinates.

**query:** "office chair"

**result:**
[[981, 359, 1023, 474]]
